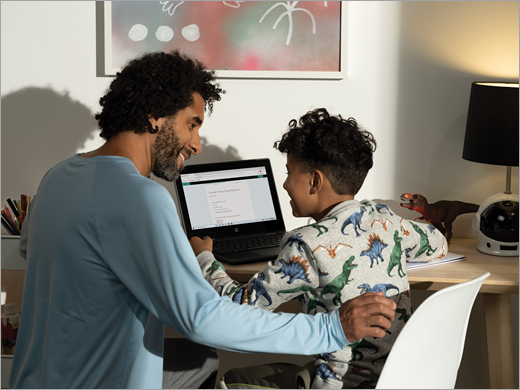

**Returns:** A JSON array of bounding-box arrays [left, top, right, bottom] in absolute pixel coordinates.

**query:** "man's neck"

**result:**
[[80, 131, 153, 177]]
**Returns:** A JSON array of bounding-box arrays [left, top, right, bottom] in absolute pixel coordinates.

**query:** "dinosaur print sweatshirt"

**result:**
[[197, 199, 448, 389]]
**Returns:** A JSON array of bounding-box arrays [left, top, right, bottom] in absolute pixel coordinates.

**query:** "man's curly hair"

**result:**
[[274, 108, 377, 195], [96, 50, 224, 140]]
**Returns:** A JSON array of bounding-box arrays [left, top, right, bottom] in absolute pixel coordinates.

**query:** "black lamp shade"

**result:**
[[463, 82, 519, 167]]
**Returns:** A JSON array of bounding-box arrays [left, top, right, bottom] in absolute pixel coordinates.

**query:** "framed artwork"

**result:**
[[104, 1, 346, 79]]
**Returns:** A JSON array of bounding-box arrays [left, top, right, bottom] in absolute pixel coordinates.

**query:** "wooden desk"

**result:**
[[221, 238, 518, 389]]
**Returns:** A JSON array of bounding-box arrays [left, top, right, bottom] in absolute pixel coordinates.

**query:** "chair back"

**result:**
[[375, 272, 490, 389]]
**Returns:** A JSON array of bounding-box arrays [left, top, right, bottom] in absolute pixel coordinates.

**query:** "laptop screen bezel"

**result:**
[[174, 158, 286, 239]]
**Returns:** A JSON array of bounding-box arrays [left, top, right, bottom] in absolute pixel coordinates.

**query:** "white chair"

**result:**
[[376, 272, 490, 389]]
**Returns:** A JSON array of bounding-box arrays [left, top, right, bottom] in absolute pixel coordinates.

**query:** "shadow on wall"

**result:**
[[1, 86, 98, 201], [1, 86, 243, 231], [184, 136, 241, 166]]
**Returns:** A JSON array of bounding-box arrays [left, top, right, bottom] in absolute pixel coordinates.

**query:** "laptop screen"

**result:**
[[175, 159, 286, 239], [180, 166, 277, 230]]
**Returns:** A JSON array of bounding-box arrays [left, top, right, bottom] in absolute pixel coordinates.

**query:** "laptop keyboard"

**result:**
[[213, 232, 285, 254]]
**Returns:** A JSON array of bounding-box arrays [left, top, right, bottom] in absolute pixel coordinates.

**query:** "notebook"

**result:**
[[174, 158, 287, 265]]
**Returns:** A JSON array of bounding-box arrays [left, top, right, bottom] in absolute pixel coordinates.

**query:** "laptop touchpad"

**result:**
[[252, 247, 280, 257]]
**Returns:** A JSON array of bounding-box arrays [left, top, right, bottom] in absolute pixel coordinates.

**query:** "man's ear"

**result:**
[[310, 170, 324, 194], [147, 116, 163, 134]]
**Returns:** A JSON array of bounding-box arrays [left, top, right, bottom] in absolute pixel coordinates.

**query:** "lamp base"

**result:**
[[472, 192, 519, 256]]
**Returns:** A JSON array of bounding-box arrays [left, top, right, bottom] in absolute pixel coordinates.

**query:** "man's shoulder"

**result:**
[[90, 157, 173, 210]]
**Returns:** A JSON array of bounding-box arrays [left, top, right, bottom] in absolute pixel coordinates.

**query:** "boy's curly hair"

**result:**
[[96, 50, 224, 140], [274, 108, 377, 195]]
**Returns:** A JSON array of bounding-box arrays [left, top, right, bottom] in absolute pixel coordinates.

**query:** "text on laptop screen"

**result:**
[[180, 166, 277, 230]]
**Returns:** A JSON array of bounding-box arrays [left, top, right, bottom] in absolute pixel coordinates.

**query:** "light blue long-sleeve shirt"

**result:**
[[10, 154, 348, 389]]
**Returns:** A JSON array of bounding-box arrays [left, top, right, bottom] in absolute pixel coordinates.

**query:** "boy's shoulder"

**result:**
[[290, 215, 341, 236]]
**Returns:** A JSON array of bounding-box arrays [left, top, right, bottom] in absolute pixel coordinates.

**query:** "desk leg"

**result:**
[[482, 293, 515, 389]]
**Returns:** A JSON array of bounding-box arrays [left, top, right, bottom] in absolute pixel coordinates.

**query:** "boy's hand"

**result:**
[[189, 236, 213, 256], [338, 292, 397, 343]]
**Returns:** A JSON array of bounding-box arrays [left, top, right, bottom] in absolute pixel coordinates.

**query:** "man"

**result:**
[[10, 50, 396, 389]]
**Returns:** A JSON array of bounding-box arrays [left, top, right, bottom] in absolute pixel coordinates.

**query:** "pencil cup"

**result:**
[[2, 303, 19, 355]]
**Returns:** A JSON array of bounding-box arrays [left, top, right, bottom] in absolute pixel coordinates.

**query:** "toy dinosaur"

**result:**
[[400, 193, 479, 244]]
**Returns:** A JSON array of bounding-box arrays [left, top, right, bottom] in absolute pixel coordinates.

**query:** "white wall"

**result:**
[[1, 1, 518, 389], [1, 1, 518, 234]]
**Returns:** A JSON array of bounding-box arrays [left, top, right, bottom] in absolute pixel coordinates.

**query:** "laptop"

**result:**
[[174, 158, 287, 265]]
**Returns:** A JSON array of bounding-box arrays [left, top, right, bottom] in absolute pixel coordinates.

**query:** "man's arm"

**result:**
[[190, 236, 396, 343], [99, 182, 352, 355]]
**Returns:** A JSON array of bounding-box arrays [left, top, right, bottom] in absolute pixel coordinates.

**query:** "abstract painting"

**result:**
[[104, 1, 345, 78]]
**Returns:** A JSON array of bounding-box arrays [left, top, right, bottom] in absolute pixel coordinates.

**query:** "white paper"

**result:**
[[406, 252, 466, 269]]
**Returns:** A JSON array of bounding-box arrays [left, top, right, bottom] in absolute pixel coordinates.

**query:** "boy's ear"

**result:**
[[310, 170, 324, 194]]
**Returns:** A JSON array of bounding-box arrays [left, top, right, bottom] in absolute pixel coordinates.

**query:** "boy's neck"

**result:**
[[312, 194, 355, 222]]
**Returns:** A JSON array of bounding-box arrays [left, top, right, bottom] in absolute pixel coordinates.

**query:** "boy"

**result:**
[[191, 108, 447, 389]]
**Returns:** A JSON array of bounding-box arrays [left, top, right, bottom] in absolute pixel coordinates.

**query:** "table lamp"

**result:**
[[462, 81, 519, 256]]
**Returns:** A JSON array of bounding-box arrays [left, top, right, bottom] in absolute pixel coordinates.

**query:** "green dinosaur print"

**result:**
[[325, 216, 339, 224], [295, 216, 338, 237], [396, 307, 411, 323], [307, 296, 329, 314], [410, 222, 437, 258], [387, 230, 406, 278], [320, 255, 358, 306], [277, 285, 315, 296], [360, 201, 375, 215], [205, 260, 226, 276], [348, 338, 379, 363], [225, 283, 243, 296]]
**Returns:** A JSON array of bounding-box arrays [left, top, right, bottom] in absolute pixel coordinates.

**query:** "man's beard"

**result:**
[[150, 120, 185, 182]]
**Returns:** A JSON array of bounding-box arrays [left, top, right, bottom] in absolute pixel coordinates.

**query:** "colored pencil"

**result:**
[[1, 218, 16, 235], [21, 195, 26, 216], [4, 206, 13, 220], [2, 195, 33, 235], [17, 200, 25, 223], [6, 198, 19, 218], [6, 198, 22, 226], [1, 210, 21, 234]]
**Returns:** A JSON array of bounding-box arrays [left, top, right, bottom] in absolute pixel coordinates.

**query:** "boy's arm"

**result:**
[[400, 219, 448, 262], [191, 235, 320, 310]]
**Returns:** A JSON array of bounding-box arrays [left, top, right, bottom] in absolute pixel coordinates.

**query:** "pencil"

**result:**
[[6, 198, 19, 218], [1, 210, 21, 234], [17, 200, 25, 224], [6, 198, 22, 226], [1, 218, 16, 235], [21, 195, 26, 216], [4, 206, 13, 220], [23, 194, 28, 214]]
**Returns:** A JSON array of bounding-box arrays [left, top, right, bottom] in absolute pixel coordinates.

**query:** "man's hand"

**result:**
[[338, 292, 397, 343], [189, 236, 213, 256]]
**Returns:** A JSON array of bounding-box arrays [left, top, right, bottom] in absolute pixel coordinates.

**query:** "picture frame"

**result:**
[[103, 1, 347, 79]]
